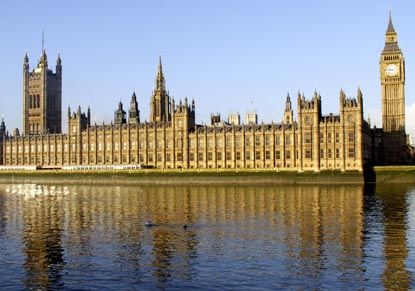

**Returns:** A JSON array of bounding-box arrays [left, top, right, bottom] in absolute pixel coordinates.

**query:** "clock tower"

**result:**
[[380, 12, 405, 133], [379, 13, 407, 164]]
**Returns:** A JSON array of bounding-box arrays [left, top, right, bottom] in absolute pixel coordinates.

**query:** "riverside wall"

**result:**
[[0, 166, 413, 185], [0, 169, 364, 185]]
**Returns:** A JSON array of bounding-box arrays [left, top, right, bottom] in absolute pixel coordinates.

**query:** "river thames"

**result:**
[[0, 182, 414, 290]]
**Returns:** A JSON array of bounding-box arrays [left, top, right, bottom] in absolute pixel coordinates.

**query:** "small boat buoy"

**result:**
[[145, 221, 154, 227]]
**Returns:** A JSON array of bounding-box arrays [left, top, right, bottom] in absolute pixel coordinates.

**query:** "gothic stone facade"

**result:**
[[1, 86, 371, 172], [0, 15, 408, 170], [23, 50, 62, 135]]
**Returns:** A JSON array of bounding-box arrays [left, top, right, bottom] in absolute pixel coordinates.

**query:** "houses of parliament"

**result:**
[[0, 15, 411, 171]]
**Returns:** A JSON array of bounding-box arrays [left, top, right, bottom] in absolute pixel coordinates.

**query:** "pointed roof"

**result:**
[[383, 11, 400, 52], [158, 55, 163, 72], [130, 91, 138, 107], [386, 11, 396, 33], [155, 56, 166, 91], [285, 93, 292, 111]]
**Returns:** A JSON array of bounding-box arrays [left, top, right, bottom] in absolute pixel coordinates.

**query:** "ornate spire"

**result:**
[[383, 11, 400, 52], [155, 56, 165, 91], [386, 10, 396, 33]]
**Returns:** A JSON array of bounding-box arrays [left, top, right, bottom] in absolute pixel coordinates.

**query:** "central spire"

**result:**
[[155, 56, 165, 91], [150, 57, 171, 122]]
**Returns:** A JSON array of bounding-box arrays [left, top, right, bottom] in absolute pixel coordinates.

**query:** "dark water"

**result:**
[[0, 183, 414, 290]]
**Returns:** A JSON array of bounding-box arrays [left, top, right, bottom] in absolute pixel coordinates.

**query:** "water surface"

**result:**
[[0, 183, 414, 290]]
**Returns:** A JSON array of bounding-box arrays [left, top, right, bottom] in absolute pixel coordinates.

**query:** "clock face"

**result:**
[[385, 64, 399, 77]]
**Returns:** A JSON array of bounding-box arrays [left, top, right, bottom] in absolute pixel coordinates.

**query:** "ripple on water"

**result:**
[[0, 183, 413, 289]]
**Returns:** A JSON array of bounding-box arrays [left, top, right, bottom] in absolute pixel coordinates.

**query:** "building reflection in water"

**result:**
[[16, 185, 66, 289], [0, 182, 413, 289], [375, 184, 412, 290]]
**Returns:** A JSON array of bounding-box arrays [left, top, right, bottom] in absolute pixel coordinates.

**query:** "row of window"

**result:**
[[6, 137, 356, 158], [7, 146, 356, 164], [7, 145, 358, 166], [318, 132, 354, 144]]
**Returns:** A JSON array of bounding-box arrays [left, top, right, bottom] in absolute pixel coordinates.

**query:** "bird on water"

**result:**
[[145, 221, 154, 227]]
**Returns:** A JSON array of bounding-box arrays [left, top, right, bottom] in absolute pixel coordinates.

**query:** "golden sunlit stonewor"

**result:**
[[0, 15, 412, 170]]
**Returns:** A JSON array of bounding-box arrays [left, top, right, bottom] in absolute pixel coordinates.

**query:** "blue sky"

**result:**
[[0, 1, 414, 136]]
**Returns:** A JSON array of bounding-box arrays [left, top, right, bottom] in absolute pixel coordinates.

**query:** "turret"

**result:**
[[245, 111, 258, 125], [340, 89, 361, 109], [339, 89, 346, 104], [173, 97, 196, 129], [128, 91, 140, 125], [56, 53, 62, 75], [228, 112, 241, 125], [0, 118, 6, 136], [39, 49, 48, 68], [68, 105, 88, 134], [87, 106, 91, 126], [23, 51, 29, 72], [297, 91, 321, 119], [114, 101, 126, 125], [284, 93, 293, 124], [211, 113, 221, 125], [357, 87, 363, 106]]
